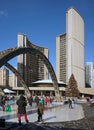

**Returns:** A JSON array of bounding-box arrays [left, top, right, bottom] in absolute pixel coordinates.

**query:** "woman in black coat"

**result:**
[[16, 95, 29, 125]]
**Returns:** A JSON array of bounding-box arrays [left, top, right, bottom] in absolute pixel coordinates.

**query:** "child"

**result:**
[[37, 100, 44, 122]]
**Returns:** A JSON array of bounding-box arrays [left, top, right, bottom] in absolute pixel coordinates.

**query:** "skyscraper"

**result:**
[[56, 7, 85, 88], [0, 67, 9, 87], [17, 34, 49, 86], [85, 62, 94, 88], [56, 33, 66, 83]]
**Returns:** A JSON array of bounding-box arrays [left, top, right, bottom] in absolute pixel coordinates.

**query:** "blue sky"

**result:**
[[0, 0, 94, 71]]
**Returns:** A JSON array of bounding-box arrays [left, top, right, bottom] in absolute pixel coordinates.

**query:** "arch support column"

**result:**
[[5, 63, 31, 98]]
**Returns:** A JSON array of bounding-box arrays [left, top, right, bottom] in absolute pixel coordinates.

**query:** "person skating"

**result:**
[[68, 98, 72, 109], [37, 100, 44, 122], [16, 95, 29, 125]]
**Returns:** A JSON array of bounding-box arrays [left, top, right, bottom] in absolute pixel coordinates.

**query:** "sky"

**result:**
[[0, 0, 94, 72]]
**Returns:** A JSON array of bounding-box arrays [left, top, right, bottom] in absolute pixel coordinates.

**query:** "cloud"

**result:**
[[0, 10, 8, 17]]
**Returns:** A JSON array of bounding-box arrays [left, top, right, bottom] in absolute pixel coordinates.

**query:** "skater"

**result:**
[[68, 98, 72, 109], [37, 100, 44, 122], [16, 95, 29, 125]]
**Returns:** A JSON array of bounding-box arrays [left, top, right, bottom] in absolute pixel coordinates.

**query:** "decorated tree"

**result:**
[[66, 74, 79, 97]]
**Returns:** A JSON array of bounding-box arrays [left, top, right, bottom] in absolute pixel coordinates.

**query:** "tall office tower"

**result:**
[[9, 72, 17, 88], [66, 7, 85, 88], [17, 34, 49, 86], [56, 7, 85, 88], [85, 62, 94, 88], [56, 33, 66, 83], [0, 67, 9, 87]]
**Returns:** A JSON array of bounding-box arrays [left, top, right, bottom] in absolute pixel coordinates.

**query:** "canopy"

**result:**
[[3, 88, 16, 94]]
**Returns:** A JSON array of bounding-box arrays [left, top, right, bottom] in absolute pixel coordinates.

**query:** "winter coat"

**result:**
[[37, 102, 44, 115], [34, 96, 39, 104], [28, 96, 33, 106], [16, 95, 27, 114]]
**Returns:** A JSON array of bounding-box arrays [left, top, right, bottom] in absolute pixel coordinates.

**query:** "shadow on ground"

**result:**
[[0, 121, 88, 130]]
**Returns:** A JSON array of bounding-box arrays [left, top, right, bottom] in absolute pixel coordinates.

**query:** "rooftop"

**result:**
[[32, 79, 66, 84]]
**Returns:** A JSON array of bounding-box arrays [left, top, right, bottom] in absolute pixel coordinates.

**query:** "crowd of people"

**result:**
[[0, 94, 54, 125], [0, 94, 76, 125], [0, 95, 15, 111], [16, 95, 56, 125]]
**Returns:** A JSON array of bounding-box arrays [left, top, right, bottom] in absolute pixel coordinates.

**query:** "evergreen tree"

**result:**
[[66, 74, 79, 97]]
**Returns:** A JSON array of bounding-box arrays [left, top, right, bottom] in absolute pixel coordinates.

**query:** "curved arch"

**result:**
[[5, 63, 31, 98], [0, 47, 60, 101], [0, 88, 4, 96]]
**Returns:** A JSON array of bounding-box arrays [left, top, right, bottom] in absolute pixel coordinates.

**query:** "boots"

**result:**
[[26, 120, 29, 124], [18, 120, 21, 125]]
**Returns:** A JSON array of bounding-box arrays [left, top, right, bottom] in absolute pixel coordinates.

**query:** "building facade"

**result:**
[[56, 7, 85, 88], [85, 62, 94, 88], [66, 7, 85, 88], [0, 67, 9, 87], [56, 33, 66, 83], [9, 73, 17, 88], [17, 34, 49, 86]]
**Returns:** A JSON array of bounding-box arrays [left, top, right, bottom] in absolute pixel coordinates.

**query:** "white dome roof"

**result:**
[[32, 79, 66, 84]]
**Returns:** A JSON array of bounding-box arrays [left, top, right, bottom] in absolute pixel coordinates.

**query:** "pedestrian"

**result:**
[[45, 96, 50, 105], [1, 96, 6, 111], [72, 98, 75, 108], [37, 100, 44, 122], [68, 98, 72, 109], [34, 95, 39, 106], [16, 95, 29, 125], [39, 97, 45, 106], [28, 95, 33, 107]]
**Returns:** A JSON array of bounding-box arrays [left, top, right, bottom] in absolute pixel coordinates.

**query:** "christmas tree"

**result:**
[[66, 74, 79, 97]]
